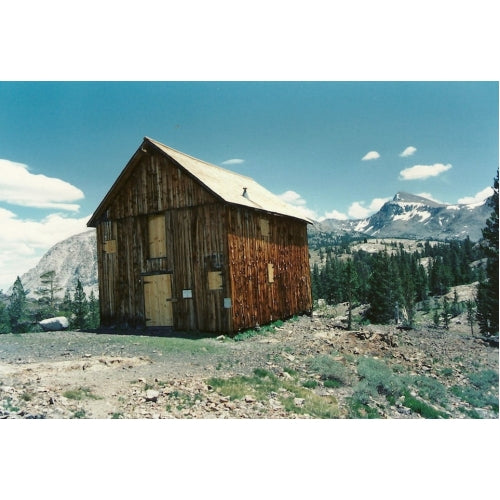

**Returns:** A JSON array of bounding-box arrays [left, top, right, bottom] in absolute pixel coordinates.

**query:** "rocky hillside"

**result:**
[[14, 230, 98, 299], [0, 312, 497, 419], [312, 192, 492, 242]]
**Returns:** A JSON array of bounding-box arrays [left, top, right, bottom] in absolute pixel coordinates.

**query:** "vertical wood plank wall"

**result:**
[[95, 148, 311, 333], [227, 207, 312, 332]]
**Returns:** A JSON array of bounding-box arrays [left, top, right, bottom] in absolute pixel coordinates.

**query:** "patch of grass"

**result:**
[[356, 357, 402, 398], [440, 367, 453, 377], [302, 379, 319, 389], [233, 319, 284, 341], [347, 397, 380, 419], [324, 379, 342, 388], [451, 385, 499, 412], [449, 369, 499, 413], [402, 391, 449, 419], [283, 366, 298, 376], [309, 355, 351, 386], [166, 390, 202, 410], [2, 397, 20, 413], [253, 367, 273, 378], [413, 376, 448, 406], [111, 412, 124, 419], [458, 407, 482, 419], [469, 369, 498, 391], [21, 391, 33, 402], [63, 387, 101, 401], [207, 371, 339, 418], [72, 409, 86, 419]]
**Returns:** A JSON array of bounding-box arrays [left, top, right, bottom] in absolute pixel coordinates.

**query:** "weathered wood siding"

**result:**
[[94, 147, 311, 334], [95, 150, 232, 332], [227, 207, 312, 331]]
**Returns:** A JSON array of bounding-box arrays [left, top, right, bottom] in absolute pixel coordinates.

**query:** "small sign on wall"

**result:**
[[224, 298, 232, 308], [182, 289, 193, 299]]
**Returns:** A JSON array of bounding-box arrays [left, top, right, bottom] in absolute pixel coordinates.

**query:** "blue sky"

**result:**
[[0, 81, 498, 290]]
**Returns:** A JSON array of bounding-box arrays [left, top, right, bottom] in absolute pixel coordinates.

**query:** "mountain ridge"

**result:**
[[313, 192, 491, 242]]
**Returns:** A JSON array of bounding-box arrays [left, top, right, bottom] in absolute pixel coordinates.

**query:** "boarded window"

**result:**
[[148, 215, 166, 258], [208, 271, 223, 290], [267, 263, 274, 283], [260, 218, 270, 237], [103, 239, 117, 254]]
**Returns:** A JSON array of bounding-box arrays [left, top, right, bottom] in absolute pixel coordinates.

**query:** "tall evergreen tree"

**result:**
[[71, 279, 88, 330], [476, 169, 499, 337], [0, 299, 11, 333], [367, 252, 399, 324], [8, 277, 30, 333], [343, 259, 358, 330], [87, 290, 100, 329], [34, 270, 62, 319]]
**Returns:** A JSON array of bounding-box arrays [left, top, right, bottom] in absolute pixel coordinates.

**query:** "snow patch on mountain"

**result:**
[[311, 191, 491, 241]]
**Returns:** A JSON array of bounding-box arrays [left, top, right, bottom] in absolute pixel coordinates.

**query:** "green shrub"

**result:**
[[451, 385, 499, 411], [253, 368, 273, 378], [356, 357, 402, 398], [469, 369, 498, 391], [413, 376, 448, 405], [63, 387, 101, 400], [402, 391, 448, 419], [302, 379, 318, 389], [440, 367, 453, 377], [309, 355, 351, 386]]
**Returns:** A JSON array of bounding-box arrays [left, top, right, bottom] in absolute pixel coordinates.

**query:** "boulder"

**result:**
[[39, 316, 69, 331]]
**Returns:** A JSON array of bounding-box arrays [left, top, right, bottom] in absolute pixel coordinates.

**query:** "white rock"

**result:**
[[39, 316, 69, 331]]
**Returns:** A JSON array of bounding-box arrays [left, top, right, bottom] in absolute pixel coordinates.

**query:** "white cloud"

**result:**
[[348, 201, 371, 219], [277, 190, 318, 220], [221, 158, 245, 165], [348, 196, 390, 219], [399, 163, 452, 180], [278, 190, 307, 206], [362, 151, 380, 161], [457, 186, 494, 205], [368, 197, 390, 211], [400, 146, 417, 157], [0, 159, 84, 211], [320, 209, 348, 221], [0, 208, 91, 291]]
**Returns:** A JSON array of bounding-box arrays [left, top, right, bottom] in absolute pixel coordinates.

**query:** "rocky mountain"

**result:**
[[15, 230, 98, 299], [311, 192, 492, 242]]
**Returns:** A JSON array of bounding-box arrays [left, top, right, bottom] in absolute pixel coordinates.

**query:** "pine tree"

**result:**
[[8, 277, 30, 333], [476, 169, 499, 337], [71, 279, 88, 330], [34, 270, 62, 319], [0, 299, 11, 333], [441, 296, 451, 329], [367, 252, 399, 324], [343, 259, 358, 330], [87, 290, 100, 329], [466, 300, 476, 336]]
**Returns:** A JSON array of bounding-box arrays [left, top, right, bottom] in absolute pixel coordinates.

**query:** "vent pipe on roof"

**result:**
[[242, 187, 249, 198]]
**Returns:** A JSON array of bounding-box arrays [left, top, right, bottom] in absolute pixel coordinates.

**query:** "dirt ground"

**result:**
[[0, 310, 498, 419]]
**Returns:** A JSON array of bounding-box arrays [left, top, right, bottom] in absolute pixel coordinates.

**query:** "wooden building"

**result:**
[[87, 137, 312, 333]]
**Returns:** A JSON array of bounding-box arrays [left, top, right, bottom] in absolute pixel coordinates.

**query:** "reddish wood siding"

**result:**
[[227, 207, 312, 332]]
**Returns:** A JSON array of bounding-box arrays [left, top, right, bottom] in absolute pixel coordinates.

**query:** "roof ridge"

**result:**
[[144, 137, 255, 182]]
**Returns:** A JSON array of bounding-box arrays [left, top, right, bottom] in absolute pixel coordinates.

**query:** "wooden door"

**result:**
[[144, 274, 173, 326]]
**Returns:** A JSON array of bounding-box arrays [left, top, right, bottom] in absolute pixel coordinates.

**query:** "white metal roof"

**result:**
[[147, 137, 311, 223]]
